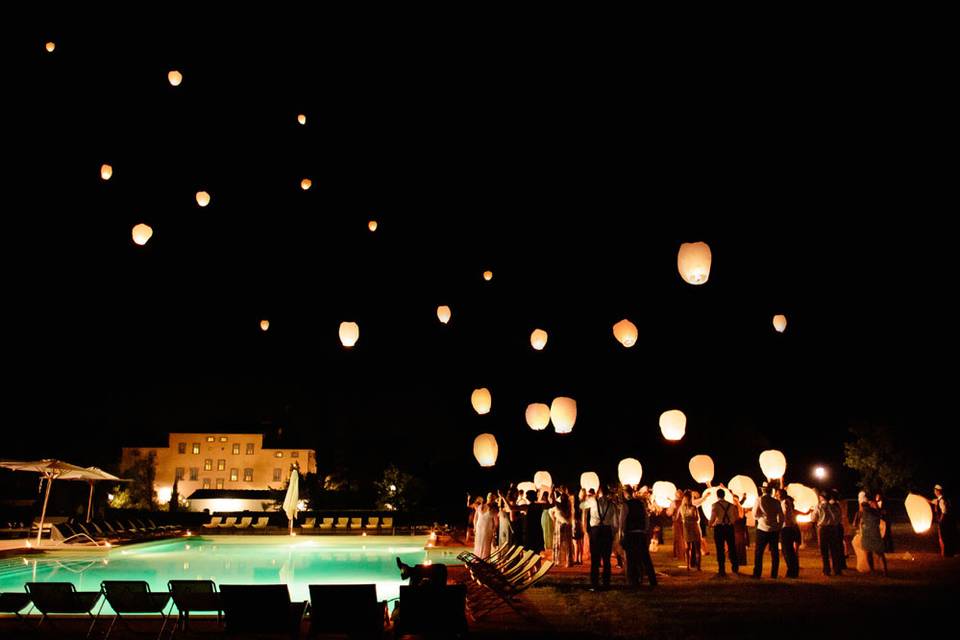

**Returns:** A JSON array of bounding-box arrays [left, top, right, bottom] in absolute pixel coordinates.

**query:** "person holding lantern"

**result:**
[[752, 483, 784, 578], [619, 484, 657, 587], [815, 489, 844, 576], [584, 484, 618, 590], [680, 490, 702, 570], [930, 484, 957, 557], [709, 488, 739, 576], [778, 488, 808, 578]]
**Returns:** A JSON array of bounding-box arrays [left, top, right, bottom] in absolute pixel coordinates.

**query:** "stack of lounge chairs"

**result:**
[[48, 518, 182, 546], [296, 514, 394, 534], [458, 544, 554, 617]]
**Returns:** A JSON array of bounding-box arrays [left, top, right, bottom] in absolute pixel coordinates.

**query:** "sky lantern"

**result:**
[[368, 220, 378, 232], [534, 471, 553, 491], [652, 481, 677, 509], [45, 41, 56, 53], [168, 70, 183, 86], [436, 305, 451, 324], [525, 403, 550, 431], [483, 270, 493, 281], [530, 329, 548, 351], [471, 388, 492, 415], [260, 319, 270, 332], [759, 450, 787, 480], [729, 475, 759, 509], [100, 164, 113, 180], [472, 433, 498, 467], [786, 483, 818, 523], [550, 397, 577, 434], [612, 319, 638, 348], [300, 178, 312, 190], [904, 493, 933, 533], [618, 458, 643, 486], [677, 241, 712, 285], [338, 321, 359, 347], [659, 410, 686, 441], [196, 191, 211, 207], [297, 113, 306, 125], [131, 223, 153, 246], [517, 481, 536, 495], [580, 472, 600, 492], [773, 314, 787, 333], [688, 455, 715, 484]]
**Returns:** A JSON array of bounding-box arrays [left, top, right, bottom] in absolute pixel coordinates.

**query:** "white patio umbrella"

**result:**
[[0, 459, 110, 543], [66, 467, 127, 523], [282, 467, 300, 536]]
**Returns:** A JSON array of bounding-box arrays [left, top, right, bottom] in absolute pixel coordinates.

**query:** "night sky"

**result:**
[[4, 16, 955, 514]]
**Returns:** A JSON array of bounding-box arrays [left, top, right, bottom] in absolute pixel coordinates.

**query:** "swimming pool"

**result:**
[[0, 535, 463, 608]]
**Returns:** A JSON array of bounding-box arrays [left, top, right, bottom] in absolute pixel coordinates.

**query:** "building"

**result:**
[[120, 432, 317, 507], [186, 489, 285, 514]]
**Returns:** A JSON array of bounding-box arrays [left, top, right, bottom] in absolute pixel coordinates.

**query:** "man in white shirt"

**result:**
[[752, 483, 784, 578], [583, 485, 617, 590], [708, 488, 739, 576]]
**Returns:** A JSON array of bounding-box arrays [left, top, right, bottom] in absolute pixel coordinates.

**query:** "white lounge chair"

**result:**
[[218, 517, 238, 528], [252, 517, 269, 529], [202, 517, 222, 529], [234, 517, 253, 529]]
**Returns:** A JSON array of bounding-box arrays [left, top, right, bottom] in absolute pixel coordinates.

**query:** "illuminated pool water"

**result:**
[[0, 536, 462, 609]]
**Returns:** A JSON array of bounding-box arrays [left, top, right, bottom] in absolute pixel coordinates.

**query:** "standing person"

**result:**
[[521, 490, 547, 554], [496, 489, 513, 549], [858, 495, 888, 576], [620, 485, 657, 587], [579, 488, 595, 564], [671, 490, 686, 561], [875, 492, 894, 553], [551, 488, 574, 568], [539, 491, 554, 558], [778, 488, 806, 578], [585, 485, 617, 590], [931, 485, 957, 557], [573, 489, 585, 565], [815, 490, 844, 576], [709, 488, 739, 576], [752, 483, 784, 579], [732, 493, 749, 567], [471, 494, 495, 559], [466, 494, 481, 544], [680, 491, 702, 570]]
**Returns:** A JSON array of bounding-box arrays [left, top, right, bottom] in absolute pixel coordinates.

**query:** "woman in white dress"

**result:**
[[473, 493, 495, 559]]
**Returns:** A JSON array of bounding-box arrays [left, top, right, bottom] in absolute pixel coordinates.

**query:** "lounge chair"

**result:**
[[25, 582, 102, 635], [394, 584, 468, 637], [335, 516, 349, 530], [349, 517, 362, 530], [366, 516, 379, 530], [219, 584, 307, 638], [0, 592, 33, 628], [218, 517, 238, 528], [252, 516, 270, 529], [202, 516, 222, 529], [98, 580, 172, 639], [307, 584, 386, 637], [468, 558, 554, 618], [301, 517, 316, 529], [380, 516, 394, 533], [167, 580, 222, 632], [234, 516, 254, 529], [318, 517, 334, 530]]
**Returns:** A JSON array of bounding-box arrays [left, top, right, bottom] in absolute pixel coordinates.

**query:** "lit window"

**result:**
[[189, 468, 199, 481], [178, 443, 187, 454], [204, 459, 212, 471], [207, 436, 215, 442], [246, 443, 255, 455], [216, 478, 224, 490], [232, 443, 240, 455], [291, 451, 299, 458], [202, 478, 210, 489], [175, 467, 185, 480], [230, 468, 238, 482], [219, 436, 228, 442], [243, 468, 253, 482], [217, 459, 226, 471], [192, 443, 200, 455], [275, 451, 283, 458], [273, 468, 282, 482]]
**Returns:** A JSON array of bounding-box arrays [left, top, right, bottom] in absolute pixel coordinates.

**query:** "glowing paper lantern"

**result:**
[[338, 321, 359, 347], [45, 42, 56, 53], [517, 481, 536, 495], [131, 223, 153, 246], [300, 178, 312, 190], [652, 481, 677, 509], [612, 319, 638, 348], [759, 450, 787, 480], [260, 319, 270, 332], [729, 475, 759, 509], [534, 471, 553, 490], [168, 70, 183, 86], [550, 397, 577, 434], [786, 483, 818, 523], [530, 329, 548, 351], [100, 164, 113, 180], [580, 472, 600, 492], [904, 493, 933, 533], [483, 270, 493, 281], [677, 241, 712, 285], [472, 433, 498, 467], [368, 220, 378, 232], [196, 191, 210, 207], [297, 114, 306, 125], [471, 388, 492, 415], [618, 458, 643, 486], [773, 314, 787, 333], [525, 403, 550, 431], [659, 410, 686, 441], [437, 305, 451, 324], [688, 455, 715, 484]]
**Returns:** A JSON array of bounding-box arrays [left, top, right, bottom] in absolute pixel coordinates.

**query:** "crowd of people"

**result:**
[[465, 480, 956, 591]]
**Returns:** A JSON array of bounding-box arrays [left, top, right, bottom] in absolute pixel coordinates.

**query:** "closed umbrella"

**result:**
[[282, 467, 299, 535]]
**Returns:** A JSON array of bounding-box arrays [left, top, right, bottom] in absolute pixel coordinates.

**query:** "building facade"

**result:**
[[120, 432, 317, 506]]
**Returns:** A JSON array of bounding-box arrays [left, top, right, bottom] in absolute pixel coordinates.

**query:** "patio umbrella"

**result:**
[[64, 467, 127, 523], [282, 467, 299, 535], [0, 459, 106, 543]]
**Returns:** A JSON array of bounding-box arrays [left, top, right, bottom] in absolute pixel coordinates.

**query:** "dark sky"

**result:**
[[3, 15, 955, 511]]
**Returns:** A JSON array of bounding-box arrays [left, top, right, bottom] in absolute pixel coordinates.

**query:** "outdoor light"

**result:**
[[534, 471, 552, 490], [196, 191, 210, 207], [470, 388, 492, 414], [612, 319, 638, 348], [300, 178, 312, 190], [260, 319, 270, 331], [100, 164, 113, 180], [472, 433, 498, 467], [436, 305, 451, 324], [905, 493, 933, 533], [618, 458, 643, 486], [368, 220, 377, 232], [525, 403, 551, 431], [580, 472, 600, 492], [759, 450, 787, 480], [728, 475, 758, 509], [814, 466, 827, 480], [550, 397, 577, 434], [389, 484, 396, 492], [652, 481, 677, 509], [688, 455, 715, 484], [45, 41, 55, 53], [168, 70, 183, 86], [773, 314, 787, 333], [530, 329, 548, 351], [131, 223, 153, 246], [338, 321, 359, 347], [677, 241, 712, 285], [659, 410, 686, 441], [297, 113, 306, 125], [483, 270, 493, 281]]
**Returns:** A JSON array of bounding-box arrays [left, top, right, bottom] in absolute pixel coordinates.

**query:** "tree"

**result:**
[[114, 450, 158, 510], [843, 424, 917, 493], [374, 464, 422, 512]]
